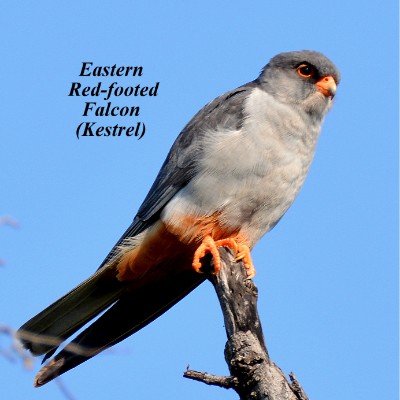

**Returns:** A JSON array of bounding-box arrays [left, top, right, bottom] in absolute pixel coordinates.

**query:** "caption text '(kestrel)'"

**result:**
[[68, 62, 160, 140]]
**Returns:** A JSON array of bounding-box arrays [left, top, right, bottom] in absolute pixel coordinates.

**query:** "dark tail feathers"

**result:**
[[17, 266, 203, 386]]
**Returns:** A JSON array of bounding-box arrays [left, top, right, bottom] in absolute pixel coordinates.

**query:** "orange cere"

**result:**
[[315, 75, 337, 97]]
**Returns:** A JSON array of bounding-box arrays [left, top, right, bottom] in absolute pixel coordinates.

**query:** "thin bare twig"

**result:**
[[183, 370, 239, 389], [0, 216, 20, 228], [1, 324, 77, 399], [0, 325, 34, 369], [55, 378, 77, 400]]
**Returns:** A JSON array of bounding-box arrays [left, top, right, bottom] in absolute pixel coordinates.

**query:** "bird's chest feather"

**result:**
[[162, 89, 320, 245]]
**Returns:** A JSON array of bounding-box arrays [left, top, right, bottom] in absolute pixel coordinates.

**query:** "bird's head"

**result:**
[[258, 50, 341, 119]]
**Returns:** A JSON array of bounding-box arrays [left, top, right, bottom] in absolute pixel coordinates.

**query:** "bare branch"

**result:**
[[184, 370, 239, 389], [184, 249, 309, 400], [289, 373, 310, 400]]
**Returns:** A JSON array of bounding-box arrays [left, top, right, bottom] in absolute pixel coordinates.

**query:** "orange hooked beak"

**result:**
[[315, 75, 337, 98]]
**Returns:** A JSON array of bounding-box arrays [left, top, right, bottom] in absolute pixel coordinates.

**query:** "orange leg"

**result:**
[[192, 236, 256, 278], [235, 244, 256, 279]]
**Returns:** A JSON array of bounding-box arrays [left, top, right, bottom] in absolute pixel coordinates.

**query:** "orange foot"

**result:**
[[235, 244, 256, 279], [192, 236, 256, 278]]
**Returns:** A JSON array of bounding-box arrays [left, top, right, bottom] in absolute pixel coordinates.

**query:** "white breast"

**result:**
[[162, 87, 322, 246]]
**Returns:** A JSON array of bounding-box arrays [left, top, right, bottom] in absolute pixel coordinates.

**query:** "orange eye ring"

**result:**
[[297, 64, 316, 78]]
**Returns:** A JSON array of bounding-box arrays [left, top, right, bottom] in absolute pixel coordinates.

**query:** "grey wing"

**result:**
[[98, 82, 256, 268]]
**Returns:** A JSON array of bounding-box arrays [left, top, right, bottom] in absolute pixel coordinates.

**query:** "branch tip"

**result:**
[[289, 372, 309, 400], [183, 369, 239, 389]]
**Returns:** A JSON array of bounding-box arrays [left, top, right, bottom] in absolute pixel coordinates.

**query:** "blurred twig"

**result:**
[[1, 324, 78, 400], [0, 325, 34, 370], [55, 378, 77, 400], [0, 215, 19, 265], [1, 215, 77, 400], [0, 215, 20, 229]]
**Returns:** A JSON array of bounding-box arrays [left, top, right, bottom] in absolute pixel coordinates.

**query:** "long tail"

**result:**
[[17, 265, 127, 357], [17, 265, 204, 386], [34, 268, 203, 386]]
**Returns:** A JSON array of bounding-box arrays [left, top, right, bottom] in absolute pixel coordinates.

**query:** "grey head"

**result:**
[[258, 50, 341, 118]]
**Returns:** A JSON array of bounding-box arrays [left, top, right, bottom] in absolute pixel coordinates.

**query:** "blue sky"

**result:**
[[1, 1, 398, 399]]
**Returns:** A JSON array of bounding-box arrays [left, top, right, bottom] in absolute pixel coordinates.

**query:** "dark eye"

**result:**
[[297, 64, 316, 78]]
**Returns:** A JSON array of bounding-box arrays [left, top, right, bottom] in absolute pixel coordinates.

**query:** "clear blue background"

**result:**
[[1, 1, 398, 399]]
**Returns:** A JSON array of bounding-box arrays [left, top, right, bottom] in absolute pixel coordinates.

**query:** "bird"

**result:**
[[17, 50, 340, 387]]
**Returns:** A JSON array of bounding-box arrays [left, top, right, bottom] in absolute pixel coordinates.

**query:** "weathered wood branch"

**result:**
[[184, 248, 309, 400]]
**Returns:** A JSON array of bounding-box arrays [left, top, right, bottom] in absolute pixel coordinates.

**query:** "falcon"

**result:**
[[17, 50, 340, 386]]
